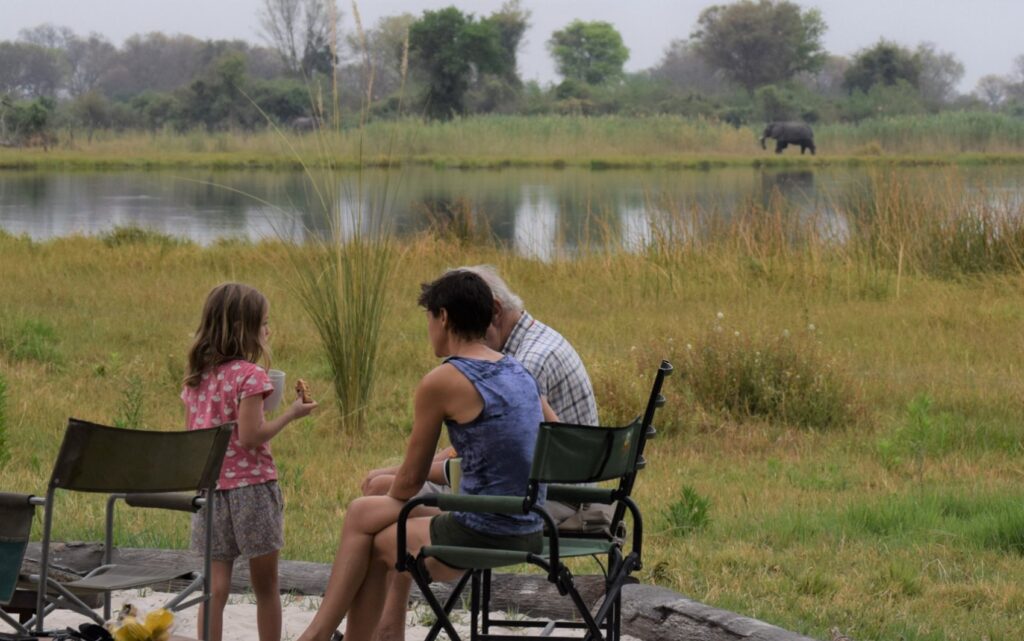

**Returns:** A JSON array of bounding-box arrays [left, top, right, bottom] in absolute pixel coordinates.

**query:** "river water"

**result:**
[[1, 165, 1022, 257]]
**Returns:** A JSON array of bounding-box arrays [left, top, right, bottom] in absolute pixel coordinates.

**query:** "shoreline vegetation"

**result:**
[[5, 112, 1024, 171]]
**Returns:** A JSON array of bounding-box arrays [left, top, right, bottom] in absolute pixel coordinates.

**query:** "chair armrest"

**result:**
[[546, 485, 614, 505], [0, 492, 38, 508], [435, 494, 527, 514], [124, 492, 202, 512]]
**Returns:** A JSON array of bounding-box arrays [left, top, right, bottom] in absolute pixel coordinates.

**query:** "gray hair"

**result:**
[[452, 264, 524, 313]]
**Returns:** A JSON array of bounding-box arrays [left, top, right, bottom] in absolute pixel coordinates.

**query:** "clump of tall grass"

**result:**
[[838, 169, 1024, 278], [679, 314, 857, 430], [663, 484, 712, 536], [273, 3, 401, 431], [112, 374, 146, 429]]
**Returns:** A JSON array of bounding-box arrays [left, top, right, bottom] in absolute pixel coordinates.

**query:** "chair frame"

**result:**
[[29, 418, 231, 639], [396, 360, 673, 641]]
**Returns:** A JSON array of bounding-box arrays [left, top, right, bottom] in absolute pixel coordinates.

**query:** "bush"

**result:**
[[681, 314, 857, 429]]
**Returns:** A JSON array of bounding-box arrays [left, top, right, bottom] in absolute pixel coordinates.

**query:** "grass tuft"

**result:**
[[664, 484, 712, 536]]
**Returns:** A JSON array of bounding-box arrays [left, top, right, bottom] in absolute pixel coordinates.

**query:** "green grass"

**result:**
[[2, 222, 1024, 640], [5, 112, 1024, 171]]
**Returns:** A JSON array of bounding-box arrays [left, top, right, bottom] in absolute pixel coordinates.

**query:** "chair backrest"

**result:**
[[530, 417, 644, 484], [529, 360, 673, 515], [606, 360, 673, 527], [0, 493, 35, 605], [48, 418, 232, 494]]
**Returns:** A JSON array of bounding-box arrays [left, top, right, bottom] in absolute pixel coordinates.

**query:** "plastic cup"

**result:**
[[265, 369, 285, 412]]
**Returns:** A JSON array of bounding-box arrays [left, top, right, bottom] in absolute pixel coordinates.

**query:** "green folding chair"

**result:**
[[1, 492, 44, 639], [397, 360, 673, 641], [28, 418, 231, 639]]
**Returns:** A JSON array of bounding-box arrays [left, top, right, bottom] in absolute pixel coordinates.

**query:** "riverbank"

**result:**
[[2, 233, 1024, 641], [4, 113, 1024, 171]]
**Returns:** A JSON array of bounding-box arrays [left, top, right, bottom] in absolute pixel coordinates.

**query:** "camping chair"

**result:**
[[397, 360, 673, 641], [1, 492, 45, 639], [29, 418, 231, 639]]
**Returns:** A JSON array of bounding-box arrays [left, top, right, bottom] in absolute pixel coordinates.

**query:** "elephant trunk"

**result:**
[[760, 136, 767, 150]]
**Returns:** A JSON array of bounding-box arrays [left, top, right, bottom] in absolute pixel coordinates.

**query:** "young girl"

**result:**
[[183, 282, 317, 641]]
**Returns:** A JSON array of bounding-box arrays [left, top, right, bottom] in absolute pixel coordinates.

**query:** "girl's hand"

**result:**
[[288, 396, 318, 419]]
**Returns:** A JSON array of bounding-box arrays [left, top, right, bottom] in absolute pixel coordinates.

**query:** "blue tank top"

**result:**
[[444, 355, 546, 535]]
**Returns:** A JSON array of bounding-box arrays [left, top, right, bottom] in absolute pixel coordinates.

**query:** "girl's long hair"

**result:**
[[185, 283, 270, 388]]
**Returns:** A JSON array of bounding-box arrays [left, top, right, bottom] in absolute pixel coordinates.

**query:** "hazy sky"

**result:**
[[3, 0, 1021, 92]]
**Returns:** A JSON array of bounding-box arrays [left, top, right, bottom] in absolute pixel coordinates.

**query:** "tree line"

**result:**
[[1, 0, 1022, 145]]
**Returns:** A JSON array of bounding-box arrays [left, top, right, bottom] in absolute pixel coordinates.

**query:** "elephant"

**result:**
[[760, 121, 816, 155]]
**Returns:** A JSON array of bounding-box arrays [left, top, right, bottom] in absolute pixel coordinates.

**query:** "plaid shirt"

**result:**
[[503, 311, 599, 426]]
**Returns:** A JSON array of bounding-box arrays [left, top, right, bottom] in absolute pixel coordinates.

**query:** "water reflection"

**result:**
[[1, 166, 1022, 256]]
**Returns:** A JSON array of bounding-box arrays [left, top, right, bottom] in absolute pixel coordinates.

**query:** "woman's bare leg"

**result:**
[[249, 551, 282, 641], [295, 496, 406, 641], [198, 560, 233, 641], [346, 518, 462, 641]]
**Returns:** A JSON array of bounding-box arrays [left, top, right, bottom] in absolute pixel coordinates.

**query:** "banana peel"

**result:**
[[107, 607, 174, 641]]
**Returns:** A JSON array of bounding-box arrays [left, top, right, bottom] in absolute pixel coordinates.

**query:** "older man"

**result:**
[[362, 265, 600, 641]]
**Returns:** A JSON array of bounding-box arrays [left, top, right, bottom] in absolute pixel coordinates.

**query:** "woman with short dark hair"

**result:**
[[296, 270, 554, 641]]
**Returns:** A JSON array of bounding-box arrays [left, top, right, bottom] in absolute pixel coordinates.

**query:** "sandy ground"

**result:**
[[2, 589, 625, 640]]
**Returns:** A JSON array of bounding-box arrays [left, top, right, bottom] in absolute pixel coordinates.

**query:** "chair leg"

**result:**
[[481, 569, 491, 635], [413, 557, 464, 641]]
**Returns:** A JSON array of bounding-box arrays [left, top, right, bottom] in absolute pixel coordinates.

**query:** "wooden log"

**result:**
[[23, 544, 821, 641]]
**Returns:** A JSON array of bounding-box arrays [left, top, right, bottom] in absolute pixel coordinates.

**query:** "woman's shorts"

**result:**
[[191, 481, 284, 562], [429, 513, 541, 568]]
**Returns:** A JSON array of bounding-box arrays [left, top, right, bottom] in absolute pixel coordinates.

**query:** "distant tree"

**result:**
[[843, 40, 921, 94], [975, 74, 1008, 109], [129, 91, 180, 132], [102, 33, 206, 98], [0, 42, 64, 98], [259, 0, 340, 75], [178, 53, 257, 130], [489, 0, 530, 84], [342, 13, 414, 102], [64, 34, 117, 96], [795, 54, 849, 99], [17, 23, 74, 50], [407, 7, 509, 120], [548, 20, 629, 85], [69, 90, 113, 140], [649, 39, 730, 95], [690, 0, 826, 94], [915, 42, 964, 108]]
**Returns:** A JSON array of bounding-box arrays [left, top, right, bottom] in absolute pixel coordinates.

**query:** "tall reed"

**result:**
[[274, 1, 402, 431]]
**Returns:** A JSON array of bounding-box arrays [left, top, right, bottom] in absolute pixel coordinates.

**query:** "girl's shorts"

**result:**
[[191, 481, 284, 562]]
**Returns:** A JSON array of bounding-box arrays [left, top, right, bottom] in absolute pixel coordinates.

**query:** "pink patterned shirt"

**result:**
[[181, 360, 279, 491]]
